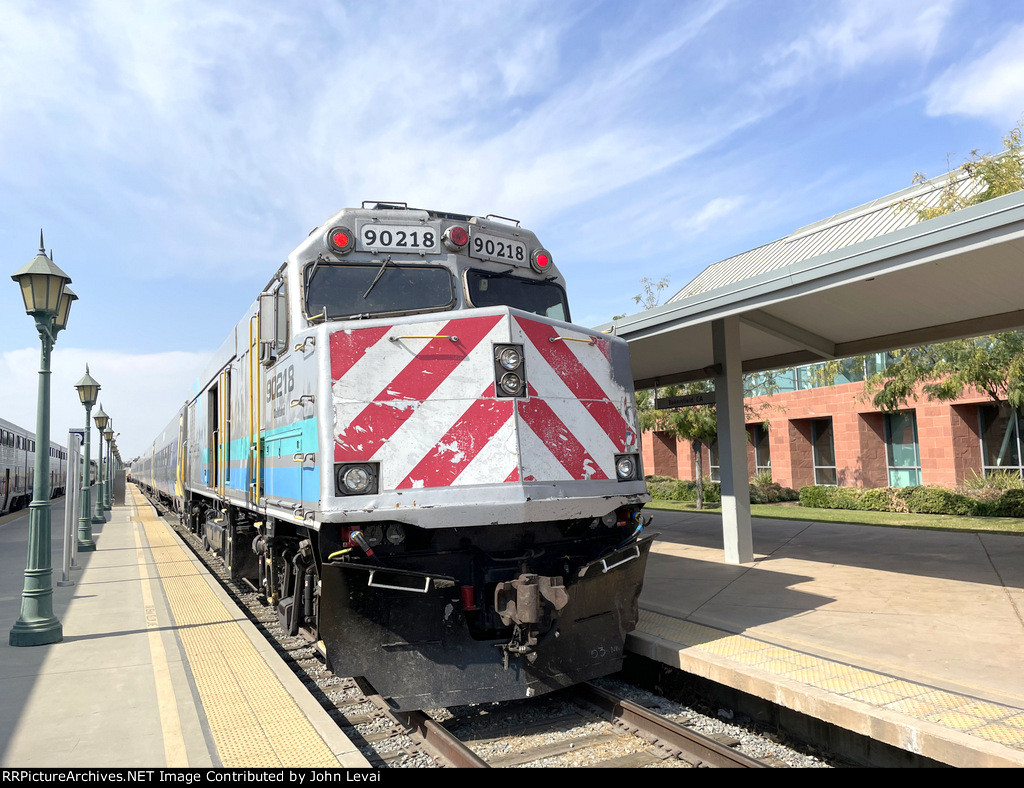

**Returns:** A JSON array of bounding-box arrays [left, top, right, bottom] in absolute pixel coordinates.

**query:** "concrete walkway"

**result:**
[[630, 508, 1024, 766], [0, 494, 367, 768]]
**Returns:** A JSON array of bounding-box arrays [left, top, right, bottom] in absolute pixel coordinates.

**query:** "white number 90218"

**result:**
[[359, 224, 437, 252]]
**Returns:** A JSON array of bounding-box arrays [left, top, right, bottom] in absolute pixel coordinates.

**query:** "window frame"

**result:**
[[464, 268, 571, 322], [302, 261, 457, 322], [811, 417, 837, 485]]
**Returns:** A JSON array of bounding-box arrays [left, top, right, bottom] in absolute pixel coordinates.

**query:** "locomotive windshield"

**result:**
[[466, 270, 570, 321], [305, 262, 456, 319]]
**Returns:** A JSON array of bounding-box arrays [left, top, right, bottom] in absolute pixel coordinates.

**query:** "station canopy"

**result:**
[[601, 177, 1024, 389]]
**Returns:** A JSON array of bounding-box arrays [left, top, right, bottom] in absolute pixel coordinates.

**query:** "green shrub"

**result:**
[[748, 480, 797, 503], [800, 485, 831, 508], [903, 486, 977, 516], [647, 480, 678, 500], [856, 487, 896, 511], [993, 488, 1024, 517], [701, 479, 721, 503]]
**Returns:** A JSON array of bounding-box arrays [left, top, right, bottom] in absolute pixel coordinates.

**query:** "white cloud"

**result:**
[[925, 24, 1024, 126], [0, 347, 210, 461], [673, 196, 747, 235], [764, 0, 955, 91]]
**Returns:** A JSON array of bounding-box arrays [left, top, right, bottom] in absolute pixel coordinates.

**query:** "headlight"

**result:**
[[493, 344, 527, 397], [335, 463, 378, 495], [499, 372, 523, 396], [615, 454, 638, 481], [497, 347, 522, 370]]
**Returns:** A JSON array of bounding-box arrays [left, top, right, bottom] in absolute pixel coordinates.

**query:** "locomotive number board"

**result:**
[[469, 232, 528, 265], [358, 223, 442, 253]]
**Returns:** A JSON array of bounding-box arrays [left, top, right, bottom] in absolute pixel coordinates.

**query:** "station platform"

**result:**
[[4, 491, 1023, 768], [629, 508, 1024, 768], [0, 487, 368, 768]]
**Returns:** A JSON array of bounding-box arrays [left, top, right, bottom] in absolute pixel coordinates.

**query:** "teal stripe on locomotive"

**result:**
[[199, 416, 320, 503]]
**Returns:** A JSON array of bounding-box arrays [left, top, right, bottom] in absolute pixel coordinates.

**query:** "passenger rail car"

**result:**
[[134, 203, 653, 710], [1, 417, 68, 515]]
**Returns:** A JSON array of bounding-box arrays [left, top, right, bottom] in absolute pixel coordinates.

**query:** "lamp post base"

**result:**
[[78, 517, 96, 552], [10, 616, 63, 647]]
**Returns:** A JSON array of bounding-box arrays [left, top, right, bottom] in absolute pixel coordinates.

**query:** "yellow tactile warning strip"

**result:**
[[127, 487, 341, 767], [635, 609, 1024, 752], [131, 519, 190, 766]]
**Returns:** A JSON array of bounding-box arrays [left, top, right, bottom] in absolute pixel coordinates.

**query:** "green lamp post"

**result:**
[[75, 367, 100, 551], [103, 426, 114, 510], [9, 233, 76, 647], [91, 405, 109, 524]]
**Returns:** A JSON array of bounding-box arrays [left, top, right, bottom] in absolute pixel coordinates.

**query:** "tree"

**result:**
[[612, 275, 671, 321], [639, 382, 718, 508], [898, 118, 1023, 221], [638, 374, 777, 509], [632, 276, 671, 310], [867, 118, 1024, 414], [867, 332, 1024, 413]]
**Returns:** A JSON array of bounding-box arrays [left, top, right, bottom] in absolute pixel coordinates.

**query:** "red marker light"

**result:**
[[327, 225, 354, 254], [443, 225, 469, 251], [531, 248, 553, 274]]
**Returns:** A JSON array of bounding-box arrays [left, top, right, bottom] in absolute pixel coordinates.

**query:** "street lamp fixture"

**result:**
[[103, 426, 114, 510], [74, 366, 100, 552], [9, 233, 73, 647], [92, 405, 109, 523]]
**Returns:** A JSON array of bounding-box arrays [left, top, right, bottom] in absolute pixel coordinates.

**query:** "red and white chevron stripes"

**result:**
[[330, 312, 637, 492]]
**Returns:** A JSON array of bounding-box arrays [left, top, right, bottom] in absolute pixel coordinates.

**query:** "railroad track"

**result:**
[[144, 492, 771, 768], [426, 681, 766, 768]]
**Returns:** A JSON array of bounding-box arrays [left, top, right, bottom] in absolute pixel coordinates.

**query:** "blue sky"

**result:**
[[1, 0, 1023, 459]]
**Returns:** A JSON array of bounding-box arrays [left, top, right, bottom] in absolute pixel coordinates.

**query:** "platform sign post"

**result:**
[[58, 429, 84, 587]]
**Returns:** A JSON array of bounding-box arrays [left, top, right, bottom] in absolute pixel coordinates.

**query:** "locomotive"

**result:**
[[1, 417, 69, 515], [132, 202, 653, 710]]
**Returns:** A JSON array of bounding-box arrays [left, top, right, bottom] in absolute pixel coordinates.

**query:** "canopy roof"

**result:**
[[601, 186, 1024, 389]]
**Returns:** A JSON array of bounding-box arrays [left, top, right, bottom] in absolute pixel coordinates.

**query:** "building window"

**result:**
[[885, 411, 921, 486], [980, 403, 1023, 477], [811, 418, 836, 485], [750, 424, 771, 474], [708, 440, 720, 483]]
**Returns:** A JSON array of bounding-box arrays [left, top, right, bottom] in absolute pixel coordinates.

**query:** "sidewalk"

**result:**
[[630, 508, 1024, 767], [0, 491, 368, 768]]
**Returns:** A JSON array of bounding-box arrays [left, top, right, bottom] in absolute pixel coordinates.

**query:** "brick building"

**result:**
[[641, 372, 1019, 490]]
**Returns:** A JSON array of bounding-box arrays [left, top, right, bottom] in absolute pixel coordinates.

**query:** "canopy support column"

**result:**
[[713, 316, 753, 564]]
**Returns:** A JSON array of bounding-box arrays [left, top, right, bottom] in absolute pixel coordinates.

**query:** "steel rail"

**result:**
[[368, 696, 489, 768], [573, 682, 766, 768]]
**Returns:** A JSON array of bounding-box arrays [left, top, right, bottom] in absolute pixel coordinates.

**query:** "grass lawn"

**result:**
[[645, 498, 1024, 535]]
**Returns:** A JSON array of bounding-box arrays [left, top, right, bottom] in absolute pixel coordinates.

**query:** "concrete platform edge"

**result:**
[[152, 507, 371, 768], [626, 629, 1024, 769]]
